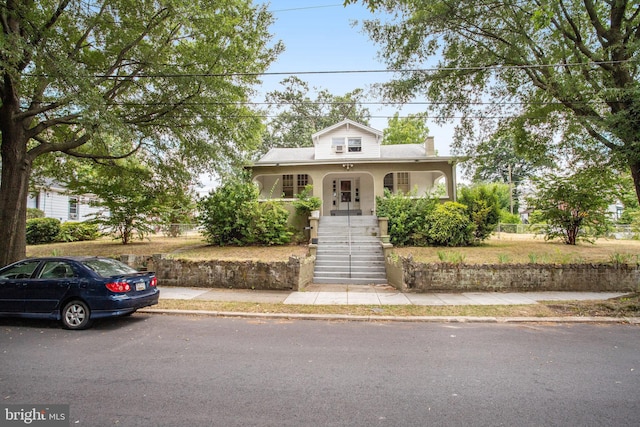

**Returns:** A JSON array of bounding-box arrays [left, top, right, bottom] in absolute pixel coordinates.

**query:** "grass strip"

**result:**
[[155, 293, 640, 318]]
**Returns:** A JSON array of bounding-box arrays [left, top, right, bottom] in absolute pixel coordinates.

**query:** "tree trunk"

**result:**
[[0, 104, 31, 267], [630, 162, 640, 209]]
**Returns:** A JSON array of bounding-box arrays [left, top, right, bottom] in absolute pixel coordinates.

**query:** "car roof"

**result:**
[[17, 256, 112, 263]]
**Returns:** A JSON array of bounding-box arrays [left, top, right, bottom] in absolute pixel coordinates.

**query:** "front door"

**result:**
[[339, 179, 355, 211]]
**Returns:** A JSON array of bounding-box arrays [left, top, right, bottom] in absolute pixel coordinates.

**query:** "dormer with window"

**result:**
[[314, 119, 382, 160]]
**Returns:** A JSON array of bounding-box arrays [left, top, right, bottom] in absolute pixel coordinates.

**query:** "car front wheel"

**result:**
[[61, 300, 92, 330]]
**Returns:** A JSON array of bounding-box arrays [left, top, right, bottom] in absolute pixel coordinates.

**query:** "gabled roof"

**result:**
[[249, 120, 454, 167], [311, 119, 383, 142]]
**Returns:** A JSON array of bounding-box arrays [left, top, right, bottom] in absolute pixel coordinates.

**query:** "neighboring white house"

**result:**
[[248, 119, 457, 217], [27, 181, 102, 222]]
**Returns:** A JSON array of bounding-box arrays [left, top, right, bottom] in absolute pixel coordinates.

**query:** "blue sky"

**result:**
[[257, 1, 454, 155]]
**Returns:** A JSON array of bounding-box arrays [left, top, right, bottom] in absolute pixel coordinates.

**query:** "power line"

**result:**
[[121, 114, 606, 120], [268, 4, 344, 13], [99, 100, 578, 107], [84, 59, 637, 79]]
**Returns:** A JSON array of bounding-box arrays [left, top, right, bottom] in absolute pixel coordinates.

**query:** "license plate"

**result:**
[[135, 282, 146, 291]]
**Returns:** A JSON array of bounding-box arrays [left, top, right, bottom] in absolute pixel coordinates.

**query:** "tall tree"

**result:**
[[382, 112, 430, 145], [0, 0, 282, 265], [346, 0, 640, 200], [67, 160, 167, 244], [66, 152, 197, 243], [261, 76, 371, 153]]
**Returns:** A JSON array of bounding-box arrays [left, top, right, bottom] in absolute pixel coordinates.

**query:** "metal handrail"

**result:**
[[347, 201, 352, 278]]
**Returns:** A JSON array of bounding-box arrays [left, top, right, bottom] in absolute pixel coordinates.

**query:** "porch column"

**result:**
[[450, 162, 458, 201], [307, 171, 325, 215], [372, 171, 386, 216]]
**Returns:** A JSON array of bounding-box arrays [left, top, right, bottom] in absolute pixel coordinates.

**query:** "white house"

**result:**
[[27, 181, 101, 222], [248, 119, 457, 217]]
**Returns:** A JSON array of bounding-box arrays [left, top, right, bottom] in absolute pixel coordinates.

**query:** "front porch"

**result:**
[[251, 165, 453, 218]]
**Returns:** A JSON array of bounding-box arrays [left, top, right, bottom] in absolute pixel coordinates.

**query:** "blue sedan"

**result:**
[[0, 256, 160, 329]]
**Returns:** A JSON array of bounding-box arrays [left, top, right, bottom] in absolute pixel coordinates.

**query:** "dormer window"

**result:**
[[348, 138, 362, 152], [332, 137, 362, 153]]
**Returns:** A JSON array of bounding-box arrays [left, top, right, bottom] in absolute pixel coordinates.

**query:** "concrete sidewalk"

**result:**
[[158, 284, 628, 306]]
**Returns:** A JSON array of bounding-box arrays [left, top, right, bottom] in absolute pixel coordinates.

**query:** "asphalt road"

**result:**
[[1, 314, 639, 427]]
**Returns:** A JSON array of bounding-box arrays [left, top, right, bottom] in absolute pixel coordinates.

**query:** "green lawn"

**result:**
[[27, 233, 640, 265]]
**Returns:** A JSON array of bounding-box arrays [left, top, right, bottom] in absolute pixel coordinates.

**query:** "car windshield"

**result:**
[[82, 258, 139, 277]]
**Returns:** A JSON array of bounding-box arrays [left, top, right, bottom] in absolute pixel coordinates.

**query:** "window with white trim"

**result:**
[[297, 174, 309, 191], [281, 174, 310, 198], [397, 172, 410, 193], [282, 174, 294, 198], [347, 138, 362, 152], [69, 197, 78, 220]]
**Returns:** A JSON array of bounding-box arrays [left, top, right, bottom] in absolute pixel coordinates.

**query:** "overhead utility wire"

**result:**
[[108, 100, 593, 107], [86, 59, 636, 79], [269, 4, 344, 13]]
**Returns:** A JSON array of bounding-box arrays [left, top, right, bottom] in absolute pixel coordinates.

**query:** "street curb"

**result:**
[[140, 309, 640, 324]]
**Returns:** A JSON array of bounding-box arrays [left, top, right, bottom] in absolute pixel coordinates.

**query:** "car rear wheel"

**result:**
[[61, 300, 92, 330]]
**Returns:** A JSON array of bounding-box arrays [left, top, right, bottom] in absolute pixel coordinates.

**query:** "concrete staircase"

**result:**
[[313, 216, 387, 285]]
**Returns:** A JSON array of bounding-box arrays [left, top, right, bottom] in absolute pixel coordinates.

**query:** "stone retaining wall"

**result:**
[[121, 254, 315, 291], [120, 253, 640, 293], [388, 256, 640, 293]]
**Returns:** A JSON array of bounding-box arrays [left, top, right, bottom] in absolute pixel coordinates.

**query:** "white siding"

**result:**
[[28, 190, 102, 222], [314, 125, 381, 160]]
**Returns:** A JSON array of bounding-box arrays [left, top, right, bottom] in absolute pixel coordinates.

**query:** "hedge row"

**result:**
[[376, 187, 501, 247], [26, 218, 100, 245]]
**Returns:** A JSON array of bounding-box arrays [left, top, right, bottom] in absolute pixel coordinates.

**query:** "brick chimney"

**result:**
[[425, 136, 435, 156]]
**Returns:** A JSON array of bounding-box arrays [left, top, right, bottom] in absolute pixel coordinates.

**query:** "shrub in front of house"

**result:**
[[198, 179, 291, 246], [376, 190, 438, 246], [57, 221, 101, 242], [425, 202, 475, 246], [26, 217, 61, 245], [27, 208, 45, 219], [377, 190, 501, 247], [458, 185, 502, 243], [251, 200, 293, 245]]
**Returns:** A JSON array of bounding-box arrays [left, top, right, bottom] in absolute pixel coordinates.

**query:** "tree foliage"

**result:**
[[382, 112, 430, 145], [464, 127, 552, 212], [197, 179, 291, 246], [67, 160, 173, 244], [346, 0, 640, 202], [527, 170, 613, 245], [376, 190, 497, 246], [615, 175, 640, 229], [0, 0, 282, 265], [261, 76, 371, 154]]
